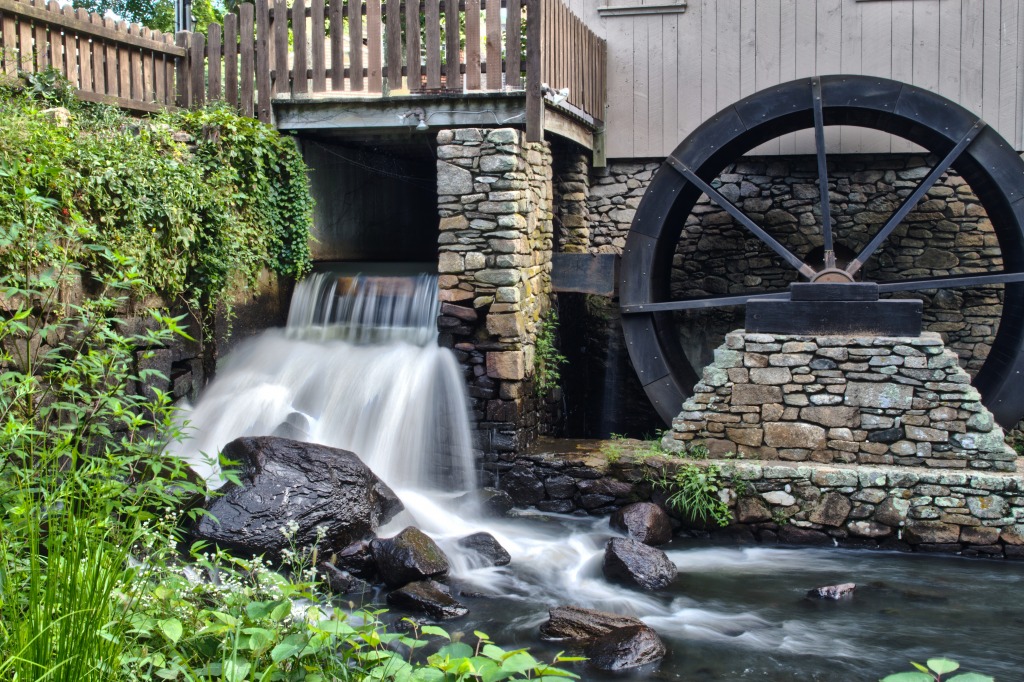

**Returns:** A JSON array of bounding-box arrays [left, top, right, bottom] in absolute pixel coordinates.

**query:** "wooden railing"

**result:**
[[0, 0, 604, 134]]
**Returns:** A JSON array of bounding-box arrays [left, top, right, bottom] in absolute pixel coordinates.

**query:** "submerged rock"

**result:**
[[332, 539, 379, 581], [316, 562, 371, 596], [191, 436, 403, 557], [807, 583, 856, 600], [610, 502, 673, 545], [372, 526, 450, 588], [539, 605, 645, 642], [455, 488, 515, 517], [457, 532, 512, 566], [584, 624, 667, 671], [386, 579, 469, 620], [602, 537, 677, 590]]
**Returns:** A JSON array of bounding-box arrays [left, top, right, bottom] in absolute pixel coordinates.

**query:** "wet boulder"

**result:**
[[316, 562, 371, 596], [457, 532, 512, 566], [807, 583, 856, 600], [610, 502, 673, 546], [372, 526, 450, 588], [584, 624, 667, 671], [455, 488, 515, 517], [602, 538, 677, 590], [192, 436, 403, 557], [539, 605, 646, 642], [386, 579, 469, 620], [332, 540, 379, 581]]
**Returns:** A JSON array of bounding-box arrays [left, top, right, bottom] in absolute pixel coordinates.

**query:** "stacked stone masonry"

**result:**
[[664, 330, 1016, 472], [436, 128, 556, 452], [587, 155, 1003, 374]]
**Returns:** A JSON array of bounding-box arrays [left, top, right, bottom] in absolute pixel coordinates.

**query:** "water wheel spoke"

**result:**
[[621, 291, 790, 314], [846, 120, 986, 278], [812, 78, 835, 263], [665, 155, 818, 280], [875, 270, 1024, 294]]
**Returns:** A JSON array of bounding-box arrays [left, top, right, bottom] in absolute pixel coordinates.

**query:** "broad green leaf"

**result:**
[[500, 651, 540, 675], [948, 675, 995, 682], [420, 625, 451, 640], [222, 657, 251, 682], [927, 659, 960, 675], [158, 618, 183, 645], [270, 599, 292, 622], [270, 633, 308, 662], [436, 642, 475, 660], [879, 674, 934, 682], [315, 620, 356, 636], [480, 643, 508, 661], [245, 600, 275, 620], [411, 668, 445, 682]]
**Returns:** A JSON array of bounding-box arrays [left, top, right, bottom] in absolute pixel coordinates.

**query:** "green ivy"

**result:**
[[0, 74, 313, 332], [534, 309, 567, 397]]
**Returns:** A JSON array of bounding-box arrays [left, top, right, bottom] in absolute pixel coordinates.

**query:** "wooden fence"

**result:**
[[0, 0, 605, 134]]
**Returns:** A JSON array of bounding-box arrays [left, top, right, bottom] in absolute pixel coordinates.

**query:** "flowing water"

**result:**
[[175, 269, 1024, 681]]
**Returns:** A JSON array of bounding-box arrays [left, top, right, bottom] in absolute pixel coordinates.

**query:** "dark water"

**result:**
[[428, 513, 1024, 682]]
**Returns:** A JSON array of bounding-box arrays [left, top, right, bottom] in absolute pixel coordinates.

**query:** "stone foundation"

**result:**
[[665, 330, 1015, 472], [435, 128, 558, 452]]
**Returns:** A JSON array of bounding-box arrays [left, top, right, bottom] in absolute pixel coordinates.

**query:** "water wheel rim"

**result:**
[[620, 75, 1024, 428]]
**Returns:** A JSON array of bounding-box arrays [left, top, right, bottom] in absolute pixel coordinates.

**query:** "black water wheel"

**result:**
[[620, 75, 1024, 428]]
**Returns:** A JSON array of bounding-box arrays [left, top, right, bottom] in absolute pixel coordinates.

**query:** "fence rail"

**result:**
[[0, 0, 604, 134]]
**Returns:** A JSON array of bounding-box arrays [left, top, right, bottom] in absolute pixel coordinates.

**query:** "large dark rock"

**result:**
[[192, 437, 403, 556], [610, 502, 673, 545], [540, 605, 645, 642], [386, 580, 469, 620], [602, 538, 677, 590], [332, 540, 379, 581], [316, 562, 371, 596], [584, 624, 667, 671], [457, 532, 512, 566], [499, 466, 546, 506], [371, 526, 450, 588], [455, 488, 515, 517], [807, 583, 856, 600]]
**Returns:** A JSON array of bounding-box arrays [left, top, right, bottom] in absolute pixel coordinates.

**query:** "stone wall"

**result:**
[[553, 146, 591, 254], [435, 128, 557, 453], [587, 155, 1003, 375], [665, 330, 1016, 471]]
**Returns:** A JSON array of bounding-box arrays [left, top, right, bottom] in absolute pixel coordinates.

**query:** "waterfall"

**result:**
[[171, 269, 476, 493]]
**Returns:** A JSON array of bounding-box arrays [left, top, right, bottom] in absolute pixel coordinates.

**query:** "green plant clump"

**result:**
[[652, 463, 735, 527], [533, 308, 567, 397], [881, 657, 994, 682], [0, 72, 313, 332]]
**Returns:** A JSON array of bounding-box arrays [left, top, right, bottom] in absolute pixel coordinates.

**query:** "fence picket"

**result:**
[[273, 0, 288, 93], [241, 3, 256, 115], [255, 0, 271, 120], [465, 0, 480, 89], [75, 8, 93, 91], [425, 0, 440, 89], [408, 0, 422, 90], [310, 0, 325, 91], [366, 0, 381, 92], [190, 30, 205, 105], [141, 26, 154, 102], [507, 0, 521, 87], [17, 2, 31, 69], [208, 21, 222, 100], [292, 0, 307, 93], [59, 3, 77, 87], [224, 13, 238, 107], [32, 0, 46, 70], [1, 7, 15, 74], [485, 0, 500, 88], [385, 0, 400, 90], [128, 23, 143, 100], [349, 0, 363, 90]]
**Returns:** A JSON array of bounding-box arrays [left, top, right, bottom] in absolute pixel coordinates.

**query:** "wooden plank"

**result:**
[[207, 22, 222, 100], [399, 0, 415, 89], [76, 8, 93, 91], [175, 30, 189, 106], [960, 0, 983, 120], [817, 0, 841, 152], [60, 3, 77, 87], [525, 0, 541, 141], [310, 0, 325, 91], [384, 0, 400, 89], [738, 0, 756, 99], [117, 21, 132, 98], [224, 13, 238, 106], [273, 0, 288, 93], [129, 24, 144, 101], [839, 0, 862, 153], [912, 0, 939, 92], [242, 2, 257, 115], [89, 10, 105, 93], [676, 0, 701, 143], [716, 0, 740, 111], [446, 0, 462, 89], [465, 0, 480, 89], [485, 0, 500, 89], [776, 0, 796, 153], [997, 0, 1019, 146], [190, 31, 205, 105], [890, 0, 914, 152], [754, 0, 781, 155], [152, 29, 165, 103], [507, 0, 521, 87], [349, 0, 363, 90], [644, 15, 661, 157], [980, 0, 1001, 128], [1019, 0, 1024, 149], [791, 0, 816, 153], [366, 0, 381, 92], [32, 0, 46, 70], [425, 0, 440, 89], [0, 7, 16, 74], [329, 0, 343, 90], [858, 0, 891, 152], [142, 26, 155, 102], [163, 32, 175, 105], [16, 2, 31, 69], [75, 88, 173, 112], [937, 0, 962, 102], [104, 17, 118, 96], [630, 6, 649, 156], [292, 0, 307, 93]]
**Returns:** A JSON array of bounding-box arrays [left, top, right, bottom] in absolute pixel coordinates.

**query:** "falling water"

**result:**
[[173, 267, 1024, 681], [172, 268, 475, 492]]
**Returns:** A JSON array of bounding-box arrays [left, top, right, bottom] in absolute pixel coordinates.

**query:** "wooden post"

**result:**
[[349, 0, 363, 91], [141, 26, 155, 102], [207, 21, 221, 100], [32, 0, 47, 70], [525, 0, 541, 142], [241, 2, 256, 116], [116, 20, 131, 97], [425, 0, 439, 89], [16, 3, 30, 70], [507, 0, 521, 88], [190, 30, 205, 106], [163, 33, 176, 105], [255, 0, 271, 121], [366, 0, 381, 92], [273, 0, 288, 94], [75, 8, 93, 91], [89, 11, 105, 93], [464, 0, 479, 90], [292, 0, 307, 94], [59, 3, 78, 88], [129, 23, 144, 101], [310, 0, 326, 91], [0, 8, 16, 74], [485, 0, 500, 89]]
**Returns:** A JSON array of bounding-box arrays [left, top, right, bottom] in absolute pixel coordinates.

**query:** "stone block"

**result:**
[[763, 490, 796, 506], [480, 155, 518, 173], [808, 492, 853, 526], [905, 425, 949, 443], [844, 382, 914, 409], [764, 422, 827, 449], [732, 384, 782, 405], [750, 367, 793, 385], [961, 526, 1000, 544], [437, 160, 475, 195], [966, 495, 1006, 520], [486, 313, 525, 338], [438, 252, 465, 273], [904, 521, 961, 544], [486, 351, 525, 380], [726, 427, 764, 447], [847, 520, 893, 538]]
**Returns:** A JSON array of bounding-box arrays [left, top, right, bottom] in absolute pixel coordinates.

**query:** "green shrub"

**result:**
[[651, 463, 734, 526], [881, 658, 994, 682], [533, 309, 567, 397]]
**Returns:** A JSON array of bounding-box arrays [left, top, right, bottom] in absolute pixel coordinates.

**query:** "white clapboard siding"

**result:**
[[563, 0, 1024, 159]]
